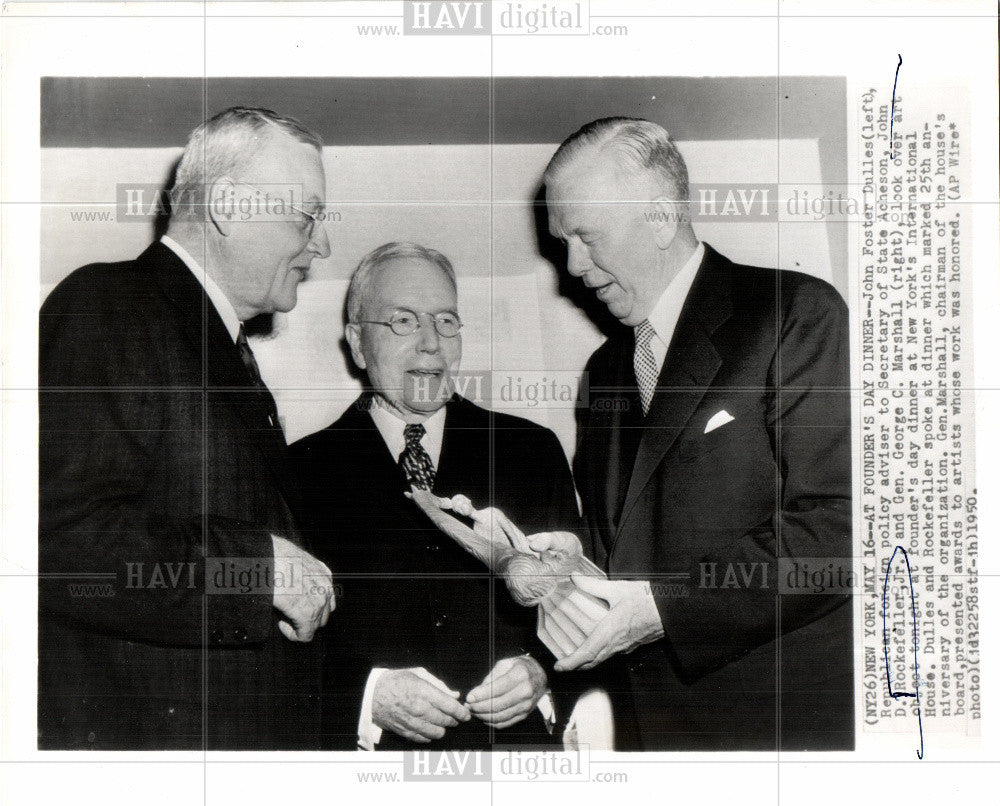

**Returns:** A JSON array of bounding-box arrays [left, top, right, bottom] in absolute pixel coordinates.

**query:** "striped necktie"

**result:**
[[633, 319, 659, 416]]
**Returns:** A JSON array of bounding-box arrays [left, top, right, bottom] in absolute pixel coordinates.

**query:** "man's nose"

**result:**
[[566, 240, 590, 277], [416, 319, 441, 353], [308, 222, 332, 260]]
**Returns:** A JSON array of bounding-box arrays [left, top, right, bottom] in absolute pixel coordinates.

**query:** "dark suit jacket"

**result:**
[[574, 244, 854, 751], [38, 242, 321, 750], [291, 395, 587, 750]]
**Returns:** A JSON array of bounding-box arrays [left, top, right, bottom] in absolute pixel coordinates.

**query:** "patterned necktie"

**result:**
[[236, 324, 280, 429], [399, 423, 436, 490], [633, 319, 659, 416]]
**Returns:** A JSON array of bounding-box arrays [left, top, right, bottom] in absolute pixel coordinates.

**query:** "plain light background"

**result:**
[[39, 76, 845, 450]]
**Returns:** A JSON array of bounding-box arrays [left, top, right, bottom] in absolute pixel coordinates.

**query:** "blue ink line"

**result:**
[[882, 545, 924, 759], [890, 54, 903, 158]]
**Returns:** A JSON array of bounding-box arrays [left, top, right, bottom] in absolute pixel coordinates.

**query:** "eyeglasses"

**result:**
[[238, 182, 324, 237], [289, 204, 323, 237], [359, 309, 463, 338]]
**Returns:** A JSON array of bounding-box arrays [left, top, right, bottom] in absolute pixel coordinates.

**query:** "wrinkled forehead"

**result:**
[[547, 150, 637, 216], [240, 133, 326, 202], [548, 148, 625, 197], [548, 174, 631, 238], [367, 257, 458, 312]]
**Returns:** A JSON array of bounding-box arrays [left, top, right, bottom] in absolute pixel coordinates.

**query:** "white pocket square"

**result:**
[[704, 410, 735, 434]]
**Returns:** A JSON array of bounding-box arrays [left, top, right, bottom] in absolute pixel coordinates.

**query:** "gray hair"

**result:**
[[346, 242, 457, 324], [170, 106, 323, 220], [544, 116, 690, 201]]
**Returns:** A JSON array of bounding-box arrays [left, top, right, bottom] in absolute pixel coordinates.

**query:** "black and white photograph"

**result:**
[[2, 1, 997, 804]]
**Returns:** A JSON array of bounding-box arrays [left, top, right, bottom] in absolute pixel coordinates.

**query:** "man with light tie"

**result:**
[[540, 116, 854, 751]]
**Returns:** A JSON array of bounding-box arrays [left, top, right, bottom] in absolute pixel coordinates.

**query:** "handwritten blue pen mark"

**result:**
[[890, 54, 903, 158], [882, 545, 924, 759]]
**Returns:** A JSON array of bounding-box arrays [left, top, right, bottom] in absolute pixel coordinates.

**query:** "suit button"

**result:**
[[87, 732, 96, 743], [434, 615, 448, 628]]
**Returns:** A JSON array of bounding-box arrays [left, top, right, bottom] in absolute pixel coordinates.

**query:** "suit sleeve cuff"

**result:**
[[203, 524, 280, 644]]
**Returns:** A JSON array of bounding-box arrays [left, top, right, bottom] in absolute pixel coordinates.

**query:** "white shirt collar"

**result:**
[[642, 241, 705, 370], [368, 398, 447, 469], [160, 235, 242, 344]]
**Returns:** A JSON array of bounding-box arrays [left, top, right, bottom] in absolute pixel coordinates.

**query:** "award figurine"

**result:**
[[408, 487, 610, 660]]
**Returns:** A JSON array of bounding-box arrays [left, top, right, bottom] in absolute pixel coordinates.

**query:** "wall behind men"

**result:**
[[40, 76, 847, 457]]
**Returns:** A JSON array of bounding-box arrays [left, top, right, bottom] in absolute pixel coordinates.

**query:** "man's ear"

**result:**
[[207, 177, 236, 236], [649, 196, 681, 250], [345, 323, 367, 371]]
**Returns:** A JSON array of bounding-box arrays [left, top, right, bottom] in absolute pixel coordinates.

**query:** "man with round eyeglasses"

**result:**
[[291, 241, 583, 750], [360, 308, 463, 337]]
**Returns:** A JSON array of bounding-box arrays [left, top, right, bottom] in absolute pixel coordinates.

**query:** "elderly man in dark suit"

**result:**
[[291, 242, 583, 750], [38, 106, 335, 749], [540, 117, 854, 751]]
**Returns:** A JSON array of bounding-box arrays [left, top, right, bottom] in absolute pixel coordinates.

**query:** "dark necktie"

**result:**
[[399, 423, 436, 490], [236, 324, 280, 430]]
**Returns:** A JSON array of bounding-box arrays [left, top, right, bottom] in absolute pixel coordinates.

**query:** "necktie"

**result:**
[[633, 319, 659, 416], [399, 423, 436, 490], [236, 324, 280, 429]]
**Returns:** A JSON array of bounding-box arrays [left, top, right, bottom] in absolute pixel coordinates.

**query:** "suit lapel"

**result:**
[[340, 394, 406, 481], [434, 397, 485, 498], [592, 337, 642, 543], [614, 246, 734, 542], [144, 242, 298, 505]]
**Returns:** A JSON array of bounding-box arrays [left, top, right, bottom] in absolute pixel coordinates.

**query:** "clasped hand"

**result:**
[[271, 534, 336, 642], [374, 656, 547, 742], [466, 655, 547, 729]]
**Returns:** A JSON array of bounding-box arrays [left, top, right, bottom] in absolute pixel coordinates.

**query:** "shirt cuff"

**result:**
[[358, 668, 388, 750], [537, 691, 556, 734], [563, 688, 614, 751], [520, 653, 556, 733]]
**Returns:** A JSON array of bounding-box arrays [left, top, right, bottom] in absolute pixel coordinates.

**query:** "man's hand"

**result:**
[[553, 575, 665, 671], [271, 534, 335, 642], [373, 669, 472, 743], [466, 656, 548, 729]]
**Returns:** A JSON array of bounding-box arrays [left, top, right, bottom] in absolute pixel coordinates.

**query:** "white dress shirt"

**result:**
[[642, 241, 705, 372], [368, 399, 446, 467]]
